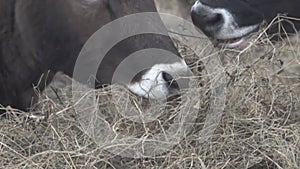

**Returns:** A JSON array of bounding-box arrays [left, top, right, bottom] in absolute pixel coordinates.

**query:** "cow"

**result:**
[[191, 0, 300, 48], [0, 0, 191, 112]]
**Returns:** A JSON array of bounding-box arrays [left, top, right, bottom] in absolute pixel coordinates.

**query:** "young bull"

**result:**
[[191, 0, 300, 48], [0, 0, 191, 112]]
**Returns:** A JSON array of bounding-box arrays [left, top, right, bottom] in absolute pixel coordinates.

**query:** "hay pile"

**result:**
[[1, 27, 300, 168]]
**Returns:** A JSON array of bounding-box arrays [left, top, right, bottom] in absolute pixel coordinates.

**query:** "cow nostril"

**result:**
[[191, 7, 224, 36], [162, 72, 179, 89], [162, 71, 173, 82], [207, 13, 223, 26]]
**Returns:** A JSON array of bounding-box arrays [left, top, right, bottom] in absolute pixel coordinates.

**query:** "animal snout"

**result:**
[[191, 2, 224, 38]]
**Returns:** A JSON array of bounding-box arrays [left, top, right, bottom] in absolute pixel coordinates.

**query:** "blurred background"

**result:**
[[155, 0, 196, 20]]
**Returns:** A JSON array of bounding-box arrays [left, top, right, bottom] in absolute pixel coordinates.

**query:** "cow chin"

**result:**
[[127, 60, 191, 100]]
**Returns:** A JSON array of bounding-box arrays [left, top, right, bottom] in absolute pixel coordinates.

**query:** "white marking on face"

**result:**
[[127, 59, 191, 99], [192, 1, 259, 40], [191, 0, 200, 10]]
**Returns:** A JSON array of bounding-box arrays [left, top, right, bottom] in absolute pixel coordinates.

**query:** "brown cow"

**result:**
[[0, 0, 191, 112]]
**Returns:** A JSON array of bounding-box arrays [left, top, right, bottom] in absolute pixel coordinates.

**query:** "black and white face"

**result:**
[[127, 59, 191, 99], [191, 0, 300, 48]]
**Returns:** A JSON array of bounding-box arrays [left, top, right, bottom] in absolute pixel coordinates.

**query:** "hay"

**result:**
[[1, 6, 300, 169]]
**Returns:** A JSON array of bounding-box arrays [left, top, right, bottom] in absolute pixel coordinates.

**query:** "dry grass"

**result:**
[[1, 11, 300, 169]]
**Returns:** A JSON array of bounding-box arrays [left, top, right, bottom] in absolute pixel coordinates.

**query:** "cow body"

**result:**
[[191, 0, 300, 48], [0, 0, 190, 111]]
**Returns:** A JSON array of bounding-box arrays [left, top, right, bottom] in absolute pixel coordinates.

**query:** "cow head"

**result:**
[[191, 0, 300, 48], [2, 0, 193, 112]]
